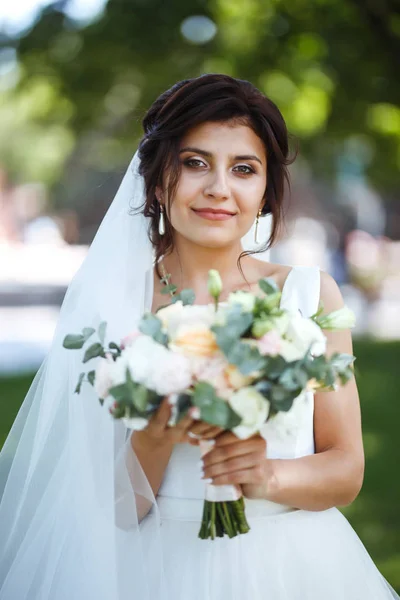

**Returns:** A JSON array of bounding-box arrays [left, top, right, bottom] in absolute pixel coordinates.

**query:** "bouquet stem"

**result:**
[[198, 498, 250, 540]]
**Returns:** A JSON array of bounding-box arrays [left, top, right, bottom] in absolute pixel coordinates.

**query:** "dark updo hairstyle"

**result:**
[[137, 73, 296, 273]]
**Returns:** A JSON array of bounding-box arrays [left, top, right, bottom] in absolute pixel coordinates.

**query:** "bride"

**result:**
[[0, 74, 398, 599]]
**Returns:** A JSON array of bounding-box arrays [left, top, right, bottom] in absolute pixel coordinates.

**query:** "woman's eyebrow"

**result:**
[[179, 147, 263, 165]]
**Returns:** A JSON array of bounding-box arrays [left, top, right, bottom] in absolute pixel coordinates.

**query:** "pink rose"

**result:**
[[257, 330, 282, 356]]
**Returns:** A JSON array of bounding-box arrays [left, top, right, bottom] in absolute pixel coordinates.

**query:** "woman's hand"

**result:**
[[186, 416, 224, 445], [134, 397, 196, 450], [201, 431, 275, 500], [134, 398, 223, 450]]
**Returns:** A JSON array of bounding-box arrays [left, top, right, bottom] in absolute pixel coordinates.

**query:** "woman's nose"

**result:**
[[203, 169, 230, 200]]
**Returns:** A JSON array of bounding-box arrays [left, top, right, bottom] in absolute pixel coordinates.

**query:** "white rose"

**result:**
[[159, 303, 219, 340], [111, 336, 192, 395], [94, 355, 114, 399], [229, 387, 270, 439], [279, 340, 305, 362], [156, 301, 184, 331], [228, 290, 256, 312], [284, 314, 326, 360]]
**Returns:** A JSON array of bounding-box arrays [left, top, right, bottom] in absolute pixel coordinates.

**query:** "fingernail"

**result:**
[[203, 478, 213, 484], [196, 460, 204, 469]]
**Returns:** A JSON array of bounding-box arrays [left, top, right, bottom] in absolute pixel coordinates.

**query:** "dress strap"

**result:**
[[280, 266, 321, 318]]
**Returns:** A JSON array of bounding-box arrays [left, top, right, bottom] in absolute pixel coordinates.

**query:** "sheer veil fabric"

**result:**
[[0, 153, 170, 599]]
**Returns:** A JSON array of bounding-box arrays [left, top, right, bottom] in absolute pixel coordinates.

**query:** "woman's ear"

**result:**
[[155, 186, 164, 205]]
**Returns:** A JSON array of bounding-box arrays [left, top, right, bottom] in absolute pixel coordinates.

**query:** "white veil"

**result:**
[[0, 150, 271, 600], [0, 152, 168, 600]]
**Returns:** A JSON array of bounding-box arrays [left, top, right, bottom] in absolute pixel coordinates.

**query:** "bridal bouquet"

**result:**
[[63, 270, 355, 540]]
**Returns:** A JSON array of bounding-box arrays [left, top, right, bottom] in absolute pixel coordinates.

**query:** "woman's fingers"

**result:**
[[203, 435, 266, 468], [209, 465, 266, 487], [147, 397, 171, 434], [202, 451, 263, 481]]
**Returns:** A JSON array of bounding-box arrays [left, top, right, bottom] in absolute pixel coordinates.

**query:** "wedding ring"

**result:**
[[188, 432, 202, 439]]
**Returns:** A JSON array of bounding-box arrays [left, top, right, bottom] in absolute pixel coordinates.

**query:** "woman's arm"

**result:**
[[202, 271, 365, 511]]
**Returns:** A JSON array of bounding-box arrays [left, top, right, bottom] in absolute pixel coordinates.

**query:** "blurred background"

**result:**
[[0, 0, 399, 590]]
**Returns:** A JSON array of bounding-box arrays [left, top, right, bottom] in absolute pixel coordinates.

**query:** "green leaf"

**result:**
[[160, 284, 178, 295], [108, 342, 121, 357], [192, 381, 217, 408], [108, 381, 133, 404], [131, 384, 149, 412], [269, 385, 298, 412], [330, 352, 356, 371], [74, 372, 85, 394], [98, 322, 107, 345], [200, 400, 241, 429], [225, 342, 267, 375], [83, 343, 105, 363], [254, 379, 272, 399], [139, 314, 168, 346], [82, 327, 96, 342], [177, 288, 196, 305], [264, 355, 287, 378], [63, 334, 85, 350], [87, 370, 96, 386], [258, 277, 280, 296]]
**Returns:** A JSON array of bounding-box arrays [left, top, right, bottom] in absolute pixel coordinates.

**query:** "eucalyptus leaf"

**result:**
[[87, 370, 96, 386], [258, 277, 280, 296], [109, 342, 122, 357], [200, 400, 241, 429], [264, 355, 287, 379], [63, 334, 85, 350], [178, 288, 196, 305], [108, 382, 133, 404], [98, 322, 107, 345], [139, 314, 168, 346], [225, 342, 267, 375], [160, 284, 178, 296], [192, 382, 217, 408], [83, 343, 105, 364], [74, 372, 85, 394], [82, 327, 96, 342], [132, 384, 149, 412]]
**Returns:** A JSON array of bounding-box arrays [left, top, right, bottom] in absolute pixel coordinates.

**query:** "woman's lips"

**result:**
[[192, 209, 235, 221]]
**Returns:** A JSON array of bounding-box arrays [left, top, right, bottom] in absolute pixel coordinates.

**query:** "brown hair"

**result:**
[[137, 74, 296, 274]]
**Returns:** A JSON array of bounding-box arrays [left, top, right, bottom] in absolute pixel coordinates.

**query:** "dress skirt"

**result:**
[[138, 496, 399, 600]]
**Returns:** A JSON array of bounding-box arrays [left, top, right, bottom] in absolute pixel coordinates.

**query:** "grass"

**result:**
[[1, 340, 399, 591]]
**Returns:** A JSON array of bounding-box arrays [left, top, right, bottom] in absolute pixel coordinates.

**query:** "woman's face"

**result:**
[[160, 121, 267, 250]]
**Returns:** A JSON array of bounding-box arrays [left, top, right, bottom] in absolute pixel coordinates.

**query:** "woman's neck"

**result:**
[[160, 238, 256, 303]]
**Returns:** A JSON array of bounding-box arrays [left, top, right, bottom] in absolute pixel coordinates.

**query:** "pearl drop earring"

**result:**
[[159, 205, 165, 236]]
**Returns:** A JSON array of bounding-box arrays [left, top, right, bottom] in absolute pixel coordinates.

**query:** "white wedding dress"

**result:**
[[136, 266, 399, 599]]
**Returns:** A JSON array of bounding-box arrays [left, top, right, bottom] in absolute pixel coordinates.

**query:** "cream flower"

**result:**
[[111, 335, 192, 395], [228, 290, 256, 312], [283, 314, 326, 361], [316, 306, 356, 330], [229, 387, 270, 439], [173, 324, 219, 357]]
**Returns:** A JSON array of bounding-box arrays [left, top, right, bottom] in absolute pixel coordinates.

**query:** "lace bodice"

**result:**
[[158, 266, 321, 503]]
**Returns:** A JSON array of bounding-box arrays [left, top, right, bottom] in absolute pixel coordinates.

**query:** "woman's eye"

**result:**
[[234, 165, 255, 175], [185, 158, 206, 168]]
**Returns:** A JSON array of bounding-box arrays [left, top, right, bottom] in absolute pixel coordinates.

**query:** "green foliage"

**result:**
[[83, 342, 105, 363], [1, 0, 398, 196], [192, 381, 241, 428], [139, 313, 168, 346]]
